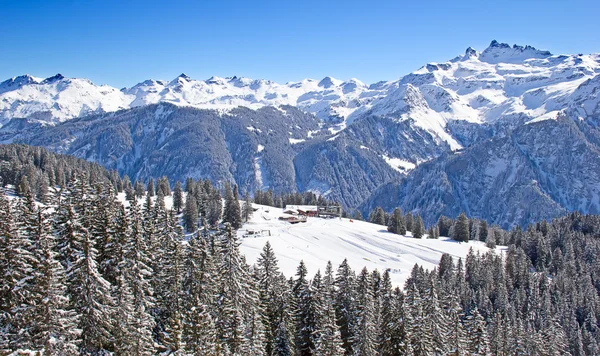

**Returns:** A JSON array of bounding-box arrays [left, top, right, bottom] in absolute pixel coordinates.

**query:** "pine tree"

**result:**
[[183, 194, 199, 233], [116, 201, 156, 355], [157, 217, 186, 352], [30, 207, 81, 354], [273, 321, 293, 356], [173, 180, 184, 214], [405, 212, 414, 232], [405, 281, 433, 356], [423, 278, 449, 355], [61, 196, 114, 353], [207, 189, 223, 227], [242, 190, 254, 223], [486, 229, 497, 249], [216, 223, 253, 353], [146, 178, 155, 197], [17, 174, 32, 197], [183, 301, 217, 355], [465, 307, 490, 356], [91, 184, 119, 285], [293, 261, 319, 355], [446, 295, 468, 355], [134, 179, 145, 198], [353, 268, 378, 355], [314, 288, 345, 356], [123, 175, 135, 201], [182, 231, 219, 353], [334, 259, 357, 354], [413, 214, 424, 239], [37, 175, 49, 203], [387, 208, 406, 235], [378, 271, 405, 355], [479, 220, 488, 242], [223, 183, 243, 229], [100, 204, 128, 286], [0, 192, 37, 351], [370, 207, 386, 226], [257, 241, 292, 356], [454, 213, 470, 243]]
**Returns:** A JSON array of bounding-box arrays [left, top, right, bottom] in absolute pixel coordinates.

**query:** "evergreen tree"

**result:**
[[370, 207, 386, 226], [273, 321, 293, 356], [405, 281, 433, 356], [413, 214, 424, 239], [207, 189, 223, 227], [423, 278, 449, 355], [117, 201, 156, 355], [216, 224, 254, 353], [387, 208, 406, 235], [465, 307, 490, 356], [146, 178, 155, 197], [134, 179, 145, 198], [183, 302, 217, 355], [257, 241, 293, 356], [293, 261, 319, 355], [182, 231, 219, 353], [173, 180, 184, 214], [242, 190, 254, 223], [314, 287, 345, 356], [30, 207, 81, 354], [334, 259, 357, 354], [378, 271, 406, 355], [479, 220, 488, 242], [353, 268, 378, 355], [454, 212, 470, 243], [61, 198, 114, 352], [223, 183, 243, 229], [405, 212, 414, 232], [486, 229, 497, 249], [0, 192, 37, 350], [183, 194, 199, 233]]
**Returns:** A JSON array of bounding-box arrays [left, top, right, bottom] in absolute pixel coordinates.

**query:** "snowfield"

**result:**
[[239, 204, 500, 286]]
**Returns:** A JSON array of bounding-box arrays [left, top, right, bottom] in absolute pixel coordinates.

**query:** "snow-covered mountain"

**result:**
[[3, 40, 600, 227], [2, 41, 598, 146], [0, 72, 371, 128]]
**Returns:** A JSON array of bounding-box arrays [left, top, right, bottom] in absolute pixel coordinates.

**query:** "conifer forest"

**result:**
[[0, 145, 598, 355]]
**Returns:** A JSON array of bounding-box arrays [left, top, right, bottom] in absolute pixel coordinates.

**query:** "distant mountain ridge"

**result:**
[[2, 40, 600, 227]]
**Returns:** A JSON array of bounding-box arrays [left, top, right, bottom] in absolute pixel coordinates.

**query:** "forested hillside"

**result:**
[[1, 163, 600, 355]]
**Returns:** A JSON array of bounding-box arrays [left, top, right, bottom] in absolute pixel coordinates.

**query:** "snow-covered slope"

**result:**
[[239, 204, 498, 286]]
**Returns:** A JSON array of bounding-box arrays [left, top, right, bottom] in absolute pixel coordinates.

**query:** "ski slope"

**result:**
[[239, 204, 499, 286]]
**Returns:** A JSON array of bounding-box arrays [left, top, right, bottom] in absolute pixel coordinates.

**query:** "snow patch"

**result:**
[[381, 154, 417, 172], [289, 138, 305, 144]]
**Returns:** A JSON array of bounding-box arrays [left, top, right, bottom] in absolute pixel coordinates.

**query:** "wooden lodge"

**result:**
[[278, 215, 307, 224], [285, 205, 318, 217]]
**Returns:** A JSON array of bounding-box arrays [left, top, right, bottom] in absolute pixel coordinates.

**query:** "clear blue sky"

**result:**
[[1, 0, 598, 87]]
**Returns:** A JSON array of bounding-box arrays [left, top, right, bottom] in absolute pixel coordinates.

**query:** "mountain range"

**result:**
[[1, 40, 599, 228]]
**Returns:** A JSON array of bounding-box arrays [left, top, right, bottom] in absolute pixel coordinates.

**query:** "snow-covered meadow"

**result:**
[[239, 204, 502, 286]]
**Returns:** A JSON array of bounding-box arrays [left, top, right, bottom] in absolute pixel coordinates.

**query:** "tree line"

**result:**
[[367, 206, 501, 248]]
